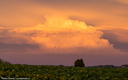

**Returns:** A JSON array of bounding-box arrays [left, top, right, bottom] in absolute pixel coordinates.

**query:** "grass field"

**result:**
[[0, 63, 128, 80]]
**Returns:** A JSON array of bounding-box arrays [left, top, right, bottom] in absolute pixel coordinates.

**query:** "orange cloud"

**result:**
[[114, 0, 128, 4], [9, 16, 118, 54], [1, 0, 128, 29]]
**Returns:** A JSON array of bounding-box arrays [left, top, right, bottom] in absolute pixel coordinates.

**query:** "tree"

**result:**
[[74, 58, 85, 67]]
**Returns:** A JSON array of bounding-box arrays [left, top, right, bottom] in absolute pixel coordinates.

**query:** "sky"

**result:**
[[0, 0, 128, 66]]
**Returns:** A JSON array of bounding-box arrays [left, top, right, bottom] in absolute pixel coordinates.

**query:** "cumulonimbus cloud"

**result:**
[[2, 16, 119, 54]]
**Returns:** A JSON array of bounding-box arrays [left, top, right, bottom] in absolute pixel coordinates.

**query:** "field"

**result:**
[[0, 63, 128, 80]]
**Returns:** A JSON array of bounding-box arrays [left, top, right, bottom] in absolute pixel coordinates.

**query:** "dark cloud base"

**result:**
[[102, 30, 128, 53], [0, 42, 39, 53]]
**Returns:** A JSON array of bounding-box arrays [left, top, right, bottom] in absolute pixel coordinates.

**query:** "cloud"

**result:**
[[102, 29, 128, 43], [0, 42, 39, 54], [0, 0, 48, 28], [1, 0, 128, 66], [1, 0, 128, 28], [0, 0, 127, 54], [102, 29, 128, 53], [113, 0, 128, 4], [4, 16, 120, 54]]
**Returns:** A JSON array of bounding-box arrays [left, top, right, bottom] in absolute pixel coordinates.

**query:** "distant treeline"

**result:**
[[0, 58, 128, 68], [93, 65, 128, 68]]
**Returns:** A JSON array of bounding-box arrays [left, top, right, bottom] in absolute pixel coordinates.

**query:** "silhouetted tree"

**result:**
[[74, 58, 85, 67]]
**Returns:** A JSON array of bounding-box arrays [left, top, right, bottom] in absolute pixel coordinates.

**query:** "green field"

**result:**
[[0, 63, 128, 80]]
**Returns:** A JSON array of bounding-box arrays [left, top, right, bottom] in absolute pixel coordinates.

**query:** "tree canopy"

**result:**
[[74, 58, 85, 67]]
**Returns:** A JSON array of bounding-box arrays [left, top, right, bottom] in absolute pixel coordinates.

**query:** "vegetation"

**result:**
[[0, 59, 128, 80], [74, 58, 85, 67], [0, 59, 11, 64], [0, 63, 128, 80]]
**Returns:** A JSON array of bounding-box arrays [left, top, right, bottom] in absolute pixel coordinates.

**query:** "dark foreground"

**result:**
[[0, 64, 128, 80]]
